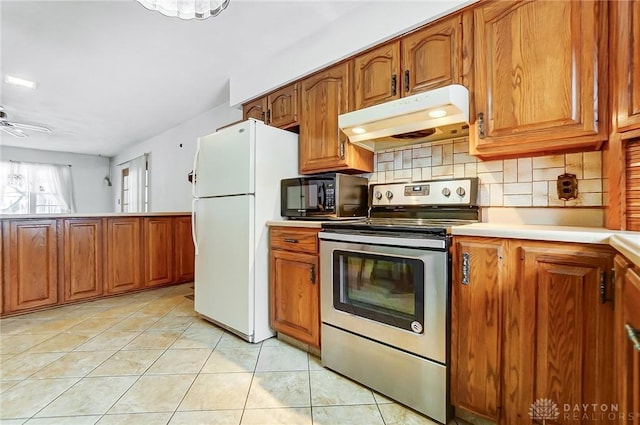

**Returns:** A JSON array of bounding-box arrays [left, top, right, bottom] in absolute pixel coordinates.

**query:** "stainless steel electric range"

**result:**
[[318, 177, 479, 424]]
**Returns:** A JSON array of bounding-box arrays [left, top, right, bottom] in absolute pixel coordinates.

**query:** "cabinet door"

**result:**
[[300, 62, 373, 174], [174, 216, 195, 282], [613, 0, 640, 132], [615, 256, 640, 425], [143, 217, 174, 287], [106, 218, 142, 294], [471, 1, 607, 158], [267, 83, 298, 129], [509, 243, 615, 425], [353, 41, 401, 109], [63, 219, 103, 301], [401, 14, 461, 96], [451, 237, 504, 422], [270, 249, 320, 347], [243, 97, 267, 123], [5, 220, 59, 312]]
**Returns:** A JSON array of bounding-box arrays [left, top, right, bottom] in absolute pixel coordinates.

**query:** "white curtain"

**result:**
[[0, 160, 75, 213], [45, 164, 75, 213], [128, 154, 148, 212]]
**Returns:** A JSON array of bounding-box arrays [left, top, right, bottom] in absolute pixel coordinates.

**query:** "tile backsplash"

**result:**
[[366, 137, 603, 208]]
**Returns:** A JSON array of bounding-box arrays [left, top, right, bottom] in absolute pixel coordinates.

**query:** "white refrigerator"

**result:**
[[192, 119, 298, 343]]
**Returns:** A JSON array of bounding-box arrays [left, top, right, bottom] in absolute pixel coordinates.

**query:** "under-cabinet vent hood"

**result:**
[[338, 84, 469, 152]]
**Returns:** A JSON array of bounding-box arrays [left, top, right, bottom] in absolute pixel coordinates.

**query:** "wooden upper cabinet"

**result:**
[[106, 217, 142, 294], [267, 83, 299, 129], [401, 14, 462, 96], [243, 84, 299, 129], [470, 0, 607, 158], [352, 14, 461, 111], [5, 220, 59, 312], [613, 0, 640, 133], [242, 97, 267, 123], [353, 41, 401, 110], [451, 237, 504, 422], [63, 219, 103, 301], [300, 62, 373, 174], [143, 217, 174, 287]]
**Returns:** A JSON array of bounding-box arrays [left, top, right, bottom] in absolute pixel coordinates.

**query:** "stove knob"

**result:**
[[374, 191, 383, 200], [385, 190, 394, 200], [442, 187, 451, 197], [456, 187, 466, 197]]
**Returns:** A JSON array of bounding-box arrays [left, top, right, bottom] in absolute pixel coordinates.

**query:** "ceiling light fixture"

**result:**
[[4, 75, 37, 89], [136, 0, 230, 20]]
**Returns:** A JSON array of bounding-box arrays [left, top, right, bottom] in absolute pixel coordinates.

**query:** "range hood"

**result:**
[[338, 84, 469, 152]]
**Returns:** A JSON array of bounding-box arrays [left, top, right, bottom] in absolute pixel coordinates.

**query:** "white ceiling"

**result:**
[[0, 0, 367, 156]]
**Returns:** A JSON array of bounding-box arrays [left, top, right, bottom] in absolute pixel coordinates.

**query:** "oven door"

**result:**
[[319, 232, 449, 363]]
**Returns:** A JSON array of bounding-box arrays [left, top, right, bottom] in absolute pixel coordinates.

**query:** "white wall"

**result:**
[[0, 146, 113, 213], [229, 0, 476, 106], [111, 103, 242, 212]]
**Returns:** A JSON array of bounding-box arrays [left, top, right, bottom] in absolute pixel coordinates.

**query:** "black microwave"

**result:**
[[281, 174, 369, 219]]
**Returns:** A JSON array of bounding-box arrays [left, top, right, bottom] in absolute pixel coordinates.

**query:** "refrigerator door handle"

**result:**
[[192, 198, 199, 255], [192, 139, 201, 198]]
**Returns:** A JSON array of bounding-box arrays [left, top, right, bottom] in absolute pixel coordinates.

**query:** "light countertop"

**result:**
[[0, 212, 191, 220], [451, 223, 640, 266], [266, 220, 330, 228]]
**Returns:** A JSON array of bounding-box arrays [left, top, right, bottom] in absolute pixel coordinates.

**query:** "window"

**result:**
[[0, 161, 76, 214], [120, 154, 148, 213]]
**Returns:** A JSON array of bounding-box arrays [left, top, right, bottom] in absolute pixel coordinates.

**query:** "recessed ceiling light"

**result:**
[[352, 127, 366, 134], [5, 75, 37, 89], [428, 109, 447, 118]]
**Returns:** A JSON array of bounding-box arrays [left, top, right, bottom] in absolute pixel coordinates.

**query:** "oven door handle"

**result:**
[[318, 231, 446, 250]]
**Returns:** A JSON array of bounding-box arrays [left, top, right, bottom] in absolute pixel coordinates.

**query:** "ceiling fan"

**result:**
[[0, 109, 51, 138]]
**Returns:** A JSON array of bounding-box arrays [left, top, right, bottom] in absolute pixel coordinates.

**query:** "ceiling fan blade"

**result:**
[[0, 125, 28, 138], [9, 121, 51, 133]]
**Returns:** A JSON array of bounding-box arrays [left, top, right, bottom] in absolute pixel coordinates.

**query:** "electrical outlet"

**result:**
[[557, 173, 578, 200]]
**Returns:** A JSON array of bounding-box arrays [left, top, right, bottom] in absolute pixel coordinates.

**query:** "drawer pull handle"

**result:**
[[310, 264, 316, 284], [461, 252, 470, 285], [626, 324, 640, 352], [284, 238, 299, 243]]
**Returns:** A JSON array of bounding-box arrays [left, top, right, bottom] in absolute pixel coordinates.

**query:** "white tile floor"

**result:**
[[0, 283, 438, 425]]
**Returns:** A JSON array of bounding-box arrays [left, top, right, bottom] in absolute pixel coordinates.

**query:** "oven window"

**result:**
[[332, 250, 424, 333]]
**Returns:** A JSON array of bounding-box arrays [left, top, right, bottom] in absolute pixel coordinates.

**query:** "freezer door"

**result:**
[[194, 195, 254, 336], [193, 120, 255, 198]]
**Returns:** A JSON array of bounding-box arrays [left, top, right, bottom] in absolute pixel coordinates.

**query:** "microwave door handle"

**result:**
[[318, 183, 325, 211]]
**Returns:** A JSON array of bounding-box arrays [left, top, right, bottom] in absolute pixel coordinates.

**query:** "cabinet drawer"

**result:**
[[270, 228, 319, 254]]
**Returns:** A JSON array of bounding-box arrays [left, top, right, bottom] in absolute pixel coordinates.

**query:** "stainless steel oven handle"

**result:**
[[318, 231, 445, 250]]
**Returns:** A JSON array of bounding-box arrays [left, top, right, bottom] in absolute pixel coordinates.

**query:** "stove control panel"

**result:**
[[371, 178, 479, 206]]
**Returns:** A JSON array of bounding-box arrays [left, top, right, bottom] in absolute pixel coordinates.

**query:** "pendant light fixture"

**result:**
[[136, 0, 230, 20]]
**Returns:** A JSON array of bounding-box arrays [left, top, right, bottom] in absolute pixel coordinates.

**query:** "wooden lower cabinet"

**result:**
[[451, 237, 505, 421], [452, 237, 616, 425], [106, 217, 142, 294], [63, 218, 103, 301], [143, 217, 174, 287], [614, 255, 640, 425], [4, 220, 59, 312], [269, 227, 320, 348], [174, 216, 195, 282]]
